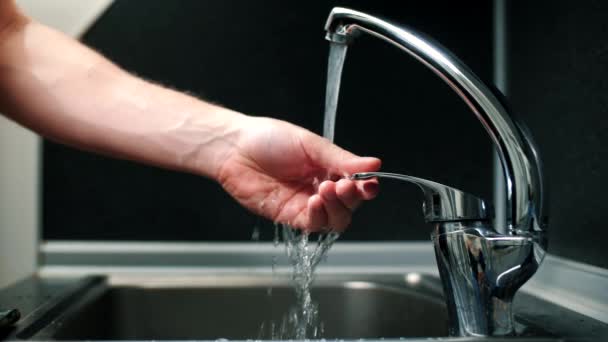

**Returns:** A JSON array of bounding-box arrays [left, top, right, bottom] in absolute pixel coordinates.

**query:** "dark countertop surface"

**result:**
[[0, 275, 104, 340]]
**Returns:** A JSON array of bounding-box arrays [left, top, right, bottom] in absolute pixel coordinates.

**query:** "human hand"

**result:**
[[216, 116, 380, 232], [0, 0, 377, 233]]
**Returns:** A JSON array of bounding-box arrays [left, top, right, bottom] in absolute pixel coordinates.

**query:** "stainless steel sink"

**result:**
[[4, 272, 606, 341], [28, 274, 449, 340]]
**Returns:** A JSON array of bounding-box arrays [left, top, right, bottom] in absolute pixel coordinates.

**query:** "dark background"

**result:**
[[43, 0, 493, 242], [42, 1, 608, 268], [509, 1, 608, 268]]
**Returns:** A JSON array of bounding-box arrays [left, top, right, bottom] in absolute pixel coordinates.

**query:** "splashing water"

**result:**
[[259, 42, 349, 339], [284, 225, 339, 338], [251, 225, 261, 241], [266, 222, 282, 297], [260, 224, 339, 339]]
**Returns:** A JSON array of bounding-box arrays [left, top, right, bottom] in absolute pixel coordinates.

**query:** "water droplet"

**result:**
[[273, 223, 280, 246], [251, 225, 260, 241]]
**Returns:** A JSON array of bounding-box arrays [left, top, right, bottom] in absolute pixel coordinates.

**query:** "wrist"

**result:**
[[181, 104, 249, 181]]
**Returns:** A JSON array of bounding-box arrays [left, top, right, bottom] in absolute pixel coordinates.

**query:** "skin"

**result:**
[[0, 1, 380, 232]]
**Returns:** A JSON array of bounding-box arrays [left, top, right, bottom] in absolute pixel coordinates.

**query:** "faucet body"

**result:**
[[327, 8, 548, 336], [432, 223, 536, 335]]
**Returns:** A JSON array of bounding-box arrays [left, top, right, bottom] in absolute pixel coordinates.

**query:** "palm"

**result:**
[[217, 117, 380, 231], [218, 119, 326, 227]]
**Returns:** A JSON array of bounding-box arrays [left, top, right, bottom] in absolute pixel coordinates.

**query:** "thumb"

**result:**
[[303, 132, 381, 176], [339, 156, 382, 175]]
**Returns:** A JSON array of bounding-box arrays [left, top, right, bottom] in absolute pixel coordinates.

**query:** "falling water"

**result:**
[[260, 225, 339, 339], [260, 42, 349, 339], [323, 42, 348, 143]]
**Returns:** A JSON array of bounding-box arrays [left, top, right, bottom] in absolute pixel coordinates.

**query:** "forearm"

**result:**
[[0, 8, 244, 180]]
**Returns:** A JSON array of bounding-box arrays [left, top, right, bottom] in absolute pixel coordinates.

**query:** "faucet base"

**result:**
[[432, 222, 539, 336]]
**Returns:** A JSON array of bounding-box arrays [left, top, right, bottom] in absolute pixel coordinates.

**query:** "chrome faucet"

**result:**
[[325, 7, 548, 337]]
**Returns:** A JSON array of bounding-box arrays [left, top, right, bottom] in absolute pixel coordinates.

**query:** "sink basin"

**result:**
[[27, 274, 449, 340], [4, 272, 606, 341]]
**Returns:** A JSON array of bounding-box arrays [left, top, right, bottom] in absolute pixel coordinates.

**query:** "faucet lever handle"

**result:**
[[352, 172, 490, 223]]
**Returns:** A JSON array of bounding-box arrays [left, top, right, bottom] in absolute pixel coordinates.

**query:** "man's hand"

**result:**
[[217, 116, 380, 231], [0, 1, 381, 232]]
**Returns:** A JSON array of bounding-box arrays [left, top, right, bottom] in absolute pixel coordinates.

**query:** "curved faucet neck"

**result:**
[[324, 7, 546, 242]]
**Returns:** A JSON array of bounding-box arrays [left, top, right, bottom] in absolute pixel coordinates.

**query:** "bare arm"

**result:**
[[0, 2, 380, 231], [0, 2, 242, 179]]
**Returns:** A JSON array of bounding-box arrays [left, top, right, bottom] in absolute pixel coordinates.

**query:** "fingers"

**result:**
[[305, 178, 380, 232], [299, 133, 382, 231], [357, 179, 380, 200], [335, 178, 360, 210], [307, 194, 327, 231], [318, 181, 351, 231]]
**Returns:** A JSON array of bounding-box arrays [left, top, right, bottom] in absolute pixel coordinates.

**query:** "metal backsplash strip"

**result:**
[[523, 254, 608, 324], [39, 242, 438, 276]]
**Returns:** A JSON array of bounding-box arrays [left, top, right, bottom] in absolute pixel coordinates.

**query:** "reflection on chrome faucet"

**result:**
[[326, 7, 548, 337]]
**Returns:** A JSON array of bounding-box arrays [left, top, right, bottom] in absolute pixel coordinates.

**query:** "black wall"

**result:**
[[43, 1, 493, 241], [509, 1, 608, 268]]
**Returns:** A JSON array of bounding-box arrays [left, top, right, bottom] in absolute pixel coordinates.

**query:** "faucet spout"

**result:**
[[325, 7, 546, 239], [325, 7, 548, 337]]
